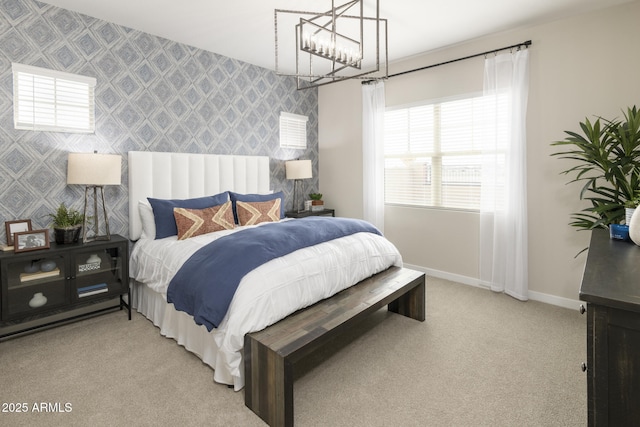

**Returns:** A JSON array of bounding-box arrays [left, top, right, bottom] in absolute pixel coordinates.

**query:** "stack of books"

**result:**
[[77, 283, 108, 298]]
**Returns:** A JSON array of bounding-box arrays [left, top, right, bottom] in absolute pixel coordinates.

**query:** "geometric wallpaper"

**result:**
[[0, 0, 318, 241]]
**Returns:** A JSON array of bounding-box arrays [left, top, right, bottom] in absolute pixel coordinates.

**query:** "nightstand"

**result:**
[[0, 234, 130, 340], [285, 209, 335, 218]]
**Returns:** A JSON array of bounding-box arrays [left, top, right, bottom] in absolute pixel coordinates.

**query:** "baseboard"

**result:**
[[526, 290, 583, 311], [403, 263, 582, 311]]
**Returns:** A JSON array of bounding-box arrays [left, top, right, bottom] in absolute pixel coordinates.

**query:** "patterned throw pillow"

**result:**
[[236, 199, 281, 226], [229, 191, 285, 224], [148, 192, 229, 239], [173, 201, 235, 240]]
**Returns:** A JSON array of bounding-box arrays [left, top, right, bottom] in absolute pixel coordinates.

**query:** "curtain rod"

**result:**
[[363, 39, 532, 84]]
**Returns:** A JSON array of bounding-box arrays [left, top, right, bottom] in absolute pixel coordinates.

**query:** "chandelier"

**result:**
[[275, 0, 388, 90]]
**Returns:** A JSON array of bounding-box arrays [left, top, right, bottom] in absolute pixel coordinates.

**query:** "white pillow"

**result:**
[[138, 200, 156, 240]]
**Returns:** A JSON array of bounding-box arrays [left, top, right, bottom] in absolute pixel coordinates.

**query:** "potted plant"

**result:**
[[551, 106, 640, 231], [48, 203, 84, 244], [309, 193, 324, 212]]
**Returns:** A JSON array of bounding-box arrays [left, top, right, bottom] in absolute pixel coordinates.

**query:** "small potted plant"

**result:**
[[48, 203, 84, 244], [309, 193, 324, 212]]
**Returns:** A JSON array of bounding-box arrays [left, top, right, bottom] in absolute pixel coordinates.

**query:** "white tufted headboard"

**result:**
[[128, 151, 270, 240]]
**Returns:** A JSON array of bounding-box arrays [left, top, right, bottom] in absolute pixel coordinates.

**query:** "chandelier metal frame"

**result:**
[[275, 0, 388, 89]]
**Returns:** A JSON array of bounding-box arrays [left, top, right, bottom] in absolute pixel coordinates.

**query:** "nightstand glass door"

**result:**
[[1, 255, 68, 320], [71, 246, 126, 302]]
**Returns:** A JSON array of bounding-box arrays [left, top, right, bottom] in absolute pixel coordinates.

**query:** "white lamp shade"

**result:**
[[285, 159, 312, 180], [67, 153, 122, 185]]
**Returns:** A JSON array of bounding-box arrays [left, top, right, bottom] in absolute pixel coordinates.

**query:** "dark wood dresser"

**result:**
[[580, 228, 640, 426]]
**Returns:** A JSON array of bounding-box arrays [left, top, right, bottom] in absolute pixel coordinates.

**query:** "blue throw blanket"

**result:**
[[167, 216, 381, 330]]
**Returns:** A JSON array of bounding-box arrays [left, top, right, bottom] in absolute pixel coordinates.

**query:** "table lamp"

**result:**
[[285, 159, 312, 212], [67, 152, 122, 242]]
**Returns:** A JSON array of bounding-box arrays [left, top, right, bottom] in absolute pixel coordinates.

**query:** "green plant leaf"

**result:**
[[551, 106, 640, 230], [47, 203, 85, 229]]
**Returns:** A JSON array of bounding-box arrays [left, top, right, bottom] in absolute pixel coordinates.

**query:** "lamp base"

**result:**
[[82, 186, 112, 243], [83, 234, 111, 243], [293, 179, 307, 213]]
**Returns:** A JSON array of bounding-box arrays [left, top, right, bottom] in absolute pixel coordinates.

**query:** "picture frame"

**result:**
[[14, 229, 50, 253], [5, 219, 32, 246]]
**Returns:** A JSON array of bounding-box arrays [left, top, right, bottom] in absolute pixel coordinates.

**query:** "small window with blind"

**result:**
[[279, 112, 308, 149], [12, 63, 96, 133], [384, 94, 504, 211]]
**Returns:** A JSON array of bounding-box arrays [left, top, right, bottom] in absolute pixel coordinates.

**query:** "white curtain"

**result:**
[[362, 80, 386, 232], [479, 49, 530, 300]]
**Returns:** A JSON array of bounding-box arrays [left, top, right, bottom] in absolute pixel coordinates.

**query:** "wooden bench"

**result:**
[[244, 266, 426, 426]]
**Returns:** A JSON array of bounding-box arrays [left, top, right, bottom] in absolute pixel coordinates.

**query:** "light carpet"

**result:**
[[0, 277, 586, 426]]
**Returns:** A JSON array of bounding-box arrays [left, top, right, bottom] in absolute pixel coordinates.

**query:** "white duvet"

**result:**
[[129, 220, 402, 389]]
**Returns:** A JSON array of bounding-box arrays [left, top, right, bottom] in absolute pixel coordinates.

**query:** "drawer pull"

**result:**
[[579, 304, 586, 314], [581, 362, 587, 372]]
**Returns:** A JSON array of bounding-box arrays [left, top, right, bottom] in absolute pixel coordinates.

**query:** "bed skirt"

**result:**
[[131, 280, 242, 390]]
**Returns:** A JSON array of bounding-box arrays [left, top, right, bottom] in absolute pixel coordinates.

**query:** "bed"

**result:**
[[128, 151, 403, 391]]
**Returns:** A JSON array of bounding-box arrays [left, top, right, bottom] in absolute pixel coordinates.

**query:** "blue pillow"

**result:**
[[229, 191, 285, 224], [148, 192, 229, 239]]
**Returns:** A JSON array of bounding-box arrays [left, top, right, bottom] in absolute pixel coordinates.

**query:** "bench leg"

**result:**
[[245, 335, 294, 427], [388, 275, 425, 321]]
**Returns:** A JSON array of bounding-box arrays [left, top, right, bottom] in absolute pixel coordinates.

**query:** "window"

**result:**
[[279, 112, 308, 149], [12, 63, 96, 133], [384, 94, 506, 210]]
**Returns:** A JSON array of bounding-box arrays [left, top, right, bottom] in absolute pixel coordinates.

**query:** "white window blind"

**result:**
[[12, 63, 96, 133], [279, 112, 308, 149], [384, 94, 505, 210]]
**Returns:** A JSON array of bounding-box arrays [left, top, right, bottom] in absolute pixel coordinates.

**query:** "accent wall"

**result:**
[[0, 0, 318, 241]]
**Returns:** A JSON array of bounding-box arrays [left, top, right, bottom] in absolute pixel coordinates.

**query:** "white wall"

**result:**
[[318, 1, 640, 303]]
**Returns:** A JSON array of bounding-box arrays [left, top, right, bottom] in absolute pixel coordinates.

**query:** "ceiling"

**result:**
[[39, 0, 634, 74]]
